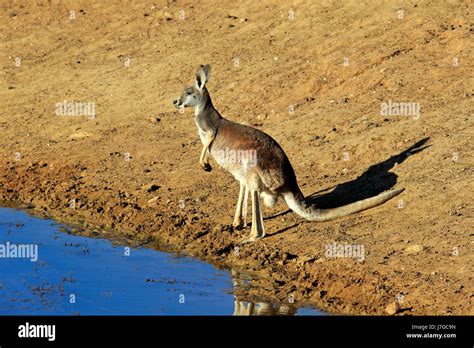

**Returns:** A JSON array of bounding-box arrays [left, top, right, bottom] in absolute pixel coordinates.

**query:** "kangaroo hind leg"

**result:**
[[233, 182, 249, 229], [238, 189, 265, 244]]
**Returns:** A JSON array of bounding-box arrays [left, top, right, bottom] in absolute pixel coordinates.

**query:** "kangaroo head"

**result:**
[[173, 64, 211, 109]]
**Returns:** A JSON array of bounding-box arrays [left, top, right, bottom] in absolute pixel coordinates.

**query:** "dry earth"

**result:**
[[0, 0, 473, 314]]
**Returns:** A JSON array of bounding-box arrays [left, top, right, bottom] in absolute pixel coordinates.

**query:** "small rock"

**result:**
[[144, 184, 160, 192], [156, 10, 173, 20], [405, 244, 424, 254], [385, 302, 400, 315], [148, 116, 160, 123], [282, 252, 297, 261], [297, 255, 317, 266], [68, 131, 93, 140], [147, 196, 159, 204], [318, 290, 327, 298]]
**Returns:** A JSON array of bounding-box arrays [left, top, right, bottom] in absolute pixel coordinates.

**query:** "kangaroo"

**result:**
[[173, 64, 404, 244]]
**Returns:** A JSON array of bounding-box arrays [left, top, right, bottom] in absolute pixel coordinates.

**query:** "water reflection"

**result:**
[[231, 270, 299, 316], [233, 301, 297, 316]]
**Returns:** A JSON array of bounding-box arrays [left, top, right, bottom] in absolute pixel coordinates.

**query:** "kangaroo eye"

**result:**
[[186, 91, 192, 95]]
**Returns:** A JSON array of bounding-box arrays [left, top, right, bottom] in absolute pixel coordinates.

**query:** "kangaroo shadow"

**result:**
[[266, 137, 430, 220], [308, 137, 430, 208]]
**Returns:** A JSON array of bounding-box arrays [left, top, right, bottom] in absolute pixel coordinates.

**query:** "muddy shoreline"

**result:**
[[0, 156, 470, 315]]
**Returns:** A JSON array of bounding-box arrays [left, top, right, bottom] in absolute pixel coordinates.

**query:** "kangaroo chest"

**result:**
[[195, 119, 206, 145], [195, 110, 219, 145]]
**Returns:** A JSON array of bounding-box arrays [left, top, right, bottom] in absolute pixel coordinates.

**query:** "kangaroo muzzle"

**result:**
[[173, 99, 183, 108]]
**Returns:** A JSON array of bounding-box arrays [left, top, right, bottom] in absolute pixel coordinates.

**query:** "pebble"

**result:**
[[385, 302, 400, 315], [143, 183, 160, 192], [405, 244, 424, 254], [147, 196, 158, 204], [148, 116, 160, 123]]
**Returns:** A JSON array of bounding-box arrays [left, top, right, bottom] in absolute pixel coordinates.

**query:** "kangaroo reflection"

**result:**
[[231, 270, 297, 316], [233, 301, 297, 316]]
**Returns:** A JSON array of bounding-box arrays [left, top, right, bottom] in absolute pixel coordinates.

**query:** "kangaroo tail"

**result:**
[[283, 187, 404, 222]]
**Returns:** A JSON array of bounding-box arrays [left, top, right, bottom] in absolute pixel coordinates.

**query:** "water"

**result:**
[[0, 207, 321, 315]]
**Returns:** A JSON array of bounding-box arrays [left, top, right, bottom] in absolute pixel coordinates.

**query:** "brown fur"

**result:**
[[209, 119, 298, 194]]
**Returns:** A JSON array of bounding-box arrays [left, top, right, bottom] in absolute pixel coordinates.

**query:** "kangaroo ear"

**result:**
[[202, 64, 211, 82], [195, 64, 211, 90]]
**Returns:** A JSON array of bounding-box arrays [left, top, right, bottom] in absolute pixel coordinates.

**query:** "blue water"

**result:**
[[0, 208, 321, 315]]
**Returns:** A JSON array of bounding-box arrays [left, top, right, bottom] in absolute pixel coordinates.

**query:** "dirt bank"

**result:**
[[0, 0, 472, 314]]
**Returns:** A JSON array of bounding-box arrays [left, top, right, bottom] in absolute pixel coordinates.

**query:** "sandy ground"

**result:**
[[0, 0, 472, 315]]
